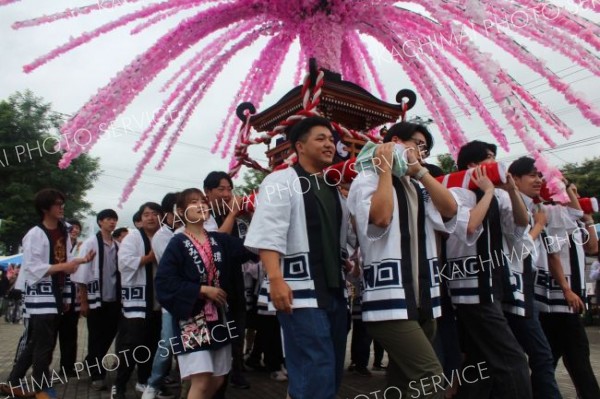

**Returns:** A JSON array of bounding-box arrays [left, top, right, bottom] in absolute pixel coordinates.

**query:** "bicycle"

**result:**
[[4, 290, 23, 324]]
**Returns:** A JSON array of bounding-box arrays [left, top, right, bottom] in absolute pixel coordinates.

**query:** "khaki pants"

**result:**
[[366, 314, 444, 399]]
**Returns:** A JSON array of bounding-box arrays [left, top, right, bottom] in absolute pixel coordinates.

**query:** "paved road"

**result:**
[[0, 318, 598, 398]]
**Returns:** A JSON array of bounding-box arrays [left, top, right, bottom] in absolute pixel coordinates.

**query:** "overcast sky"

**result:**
[[1, 0, 599, 236]]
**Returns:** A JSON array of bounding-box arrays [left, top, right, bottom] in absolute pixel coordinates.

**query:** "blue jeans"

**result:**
[[147, 311, 174, 388], [505, 307, 562, 399], [277, 295, 347, 399]]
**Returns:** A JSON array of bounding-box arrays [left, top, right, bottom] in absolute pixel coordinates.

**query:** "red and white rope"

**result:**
[[230, 69, 383, 176]]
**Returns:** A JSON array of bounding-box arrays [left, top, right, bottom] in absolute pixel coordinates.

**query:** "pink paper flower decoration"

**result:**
[[2, 0, 598, 204]]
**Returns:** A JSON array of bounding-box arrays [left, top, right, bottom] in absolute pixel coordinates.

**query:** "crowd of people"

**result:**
[[0, 117, 599, 399]]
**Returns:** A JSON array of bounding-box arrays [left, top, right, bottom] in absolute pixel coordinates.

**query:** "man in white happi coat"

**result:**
[[246, 116, 350, 399]]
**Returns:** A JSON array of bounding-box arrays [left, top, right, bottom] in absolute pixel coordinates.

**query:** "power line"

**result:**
[[495, 136, 600, 164], [99, 173, 182, 190], [102, 165, 202, 186], [444, 71, 597, 120], [441, 65, 586, 115], [50, 113, 270, 163], [428, 94, 600, 155], [52, 65, 592, 142], [51, 65, 596, 170]]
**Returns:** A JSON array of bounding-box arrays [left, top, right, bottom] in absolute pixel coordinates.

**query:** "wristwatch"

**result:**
[[414, 168, 430, 181]]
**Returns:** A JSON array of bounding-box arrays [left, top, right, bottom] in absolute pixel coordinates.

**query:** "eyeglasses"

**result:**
[[408, 137, 430, 157], [408, 137, 426, 147], [53, 201, 65, 208]]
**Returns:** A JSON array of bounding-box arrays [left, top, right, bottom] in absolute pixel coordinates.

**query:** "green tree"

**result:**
[[234, 168, 268, 195], [561, 157, 600, 222], [0, 91, 100, 254], [561, 157, 600, 198], [436, 153, 457, 174]]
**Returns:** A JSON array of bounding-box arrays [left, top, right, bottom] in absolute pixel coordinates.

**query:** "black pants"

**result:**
[[248, 316, 265, 363], [13, 318, 30, 365], [455, 302, 532, 399], [58, 308, 79, 371], [248, 314, 284, 371], [350, 318, 371, 368], [251, 314, 284, 372], [539, 312, 600, 399], [433, 296, 462, 378], [231, 309, 246, 374], [373, 340, 384, 367], [85, 302, 121, 381], [114, 311, 162, 393], [213, 307, 247, 399], [9, 314, 60, 392]]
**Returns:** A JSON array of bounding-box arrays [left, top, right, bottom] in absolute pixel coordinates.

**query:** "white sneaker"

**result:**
[[270, 371, 288, 381], [135, 383, 147, 393], [142, 386, 158, 399]]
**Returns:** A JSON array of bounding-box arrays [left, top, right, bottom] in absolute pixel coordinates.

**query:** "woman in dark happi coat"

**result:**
[[156, 188, 255, 399]]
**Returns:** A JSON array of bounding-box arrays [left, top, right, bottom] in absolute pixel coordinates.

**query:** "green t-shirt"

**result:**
[[310, 175, 340, 289]]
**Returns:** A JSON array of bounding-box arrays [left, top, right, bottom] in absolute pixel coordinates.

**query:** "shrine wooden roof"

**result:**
[[247, 69, 415, 133]]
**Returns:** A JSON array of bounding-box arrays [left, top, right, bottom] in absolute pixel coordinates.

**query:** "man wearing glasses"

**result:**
[[203, 171, 251, 393], [347, 122, 458, 399], [0, 189, 94, 399]]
